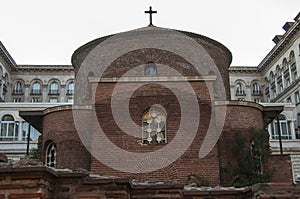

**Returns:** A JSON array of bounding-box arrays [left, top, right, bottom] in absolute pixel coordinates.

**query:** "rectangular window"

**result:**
[[67, 98, 73, 103], [49, 98, 58, 103], [287, 97, 292, 103], [31, 97, 40, 103]]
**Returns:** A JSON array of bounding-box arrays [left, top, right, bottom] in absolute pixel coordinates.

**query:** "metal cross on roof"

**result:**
[[145, 6, 157, 26]]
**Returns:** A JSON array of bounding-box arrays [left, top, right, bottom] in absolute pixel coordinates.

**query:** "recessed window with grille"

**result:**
[[142, 109, 166, 144], [46, 142, 56, 168]]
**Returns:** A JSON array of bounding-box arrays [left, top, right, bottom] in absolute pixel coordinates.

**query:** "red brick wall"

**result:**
[[267, 154, 293, 183], [42, 109, 91, 170], [90, 81, 220, 185], [217, 103, 264, 186]]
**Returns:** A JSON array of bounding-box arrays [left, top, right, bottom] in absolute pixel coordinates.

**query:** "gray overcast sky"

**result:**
[[0, 0, 299, 66]]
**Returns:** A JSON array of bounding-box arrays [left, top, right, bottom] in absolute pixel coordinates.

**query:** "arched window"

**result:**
[[144, 62, 157, 76], [32, 82, 41, 94], [49, 82, 59, 94], [270, 115, 292, 140], [13, 81, 23, 94], [290, 51, 297, 81], [0, 115, 19, 141], [235, 83, 244, 95], [67, 82, 74, 95], [0, 66, 3, 77], [252, 83, 261, 95], [46, 142, 56, 168], [290, 51, 296, 65], [142, 108, 166, 144]]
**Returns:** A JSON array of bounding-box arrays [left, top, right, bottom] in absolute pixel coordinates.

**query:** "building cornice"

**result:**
[[229, 66, 259, 73], [88, 75, 217, 83], [15, 65, 74, 71], [258, 18, 300, 72], [0, 41, 17, 70]]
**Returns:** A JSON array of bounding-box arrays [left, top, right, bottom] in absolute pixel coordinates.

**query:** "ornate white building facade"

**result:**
[[0, 41, 74, 160], [230, 12, 300, 182]]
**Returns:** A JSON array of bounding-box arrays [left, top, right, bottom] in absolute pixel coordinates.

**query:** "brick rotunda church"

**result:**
[[7, 8, 294, 198]]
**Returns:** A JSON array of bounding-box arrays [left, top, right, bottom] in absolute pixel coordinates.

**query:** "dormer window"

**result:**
[[144, 62, 157, 76]]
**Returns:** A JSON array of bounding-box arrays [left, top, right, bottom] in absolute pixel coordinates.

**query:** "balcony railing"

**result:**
[[49, 89, 59, 95], [31, 89, 41, 95], [252, 90, 262, 96], [235, 90, 245, 96], [66, 89, 74, 95], [13, 89, 23, 95]]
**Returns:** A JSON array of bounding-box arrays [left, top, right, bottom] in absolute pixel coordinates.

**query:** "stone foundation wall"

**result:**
[[0, 166, 299, 199]]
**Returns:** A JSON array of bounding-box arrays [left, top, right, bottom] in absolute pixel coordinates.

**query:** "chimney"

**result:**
[[272, 35, 283, 44], [282, 22, 294, 31]]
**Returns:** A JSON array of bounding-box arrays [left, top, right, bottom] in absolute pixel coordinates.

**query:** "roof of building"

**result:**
[[258, 12, 300, 71], [71, 25, 232, 72], [0, 41, 17, 70]]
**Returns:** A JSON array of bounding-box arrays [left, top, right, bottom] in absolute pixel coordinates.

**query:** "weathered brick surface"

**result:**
[[0, 166, 299, 198], [42, 110, 91, 170], [217, 103, 264, 186], [267, 154, 293, 183], [72, 27, 232, 100]]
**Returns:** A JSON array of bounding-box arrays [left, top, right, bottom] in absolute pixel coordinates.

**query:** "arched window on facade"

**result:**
[[235, 82, 244, 95], [67, 82, 74, 95], [0, 115, 19, 141], [32, 82, 41, 94], [252, 82, 261, 95], [270, 114, 292, 140], [283, 58, 291, 87], [46, 142, 56, 168], [290, 51, 297, 81], [276, 65, 283, 93], [142, 108, 166, 144], [13, 81, 23, 94], [144, 62, 157, 76], [49, 82, 59, 94]]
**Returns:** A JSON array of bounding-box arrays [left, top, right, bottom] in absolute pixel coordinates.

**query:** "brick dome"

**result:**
[[71, 26, 232, 98]]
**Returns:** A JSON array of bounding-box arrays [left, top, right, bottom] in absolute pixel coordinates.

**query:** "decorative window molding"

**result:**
[[49, 82, 59, 95], [31, 82, 41, 95]]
